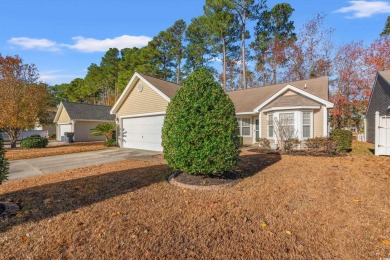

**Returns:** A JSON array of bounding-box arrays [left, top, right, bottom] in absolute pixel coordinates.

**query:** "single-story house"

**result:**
[[54, 101, 115, 142], [365, 70, 390, 144], [111, 73, 334, 151]]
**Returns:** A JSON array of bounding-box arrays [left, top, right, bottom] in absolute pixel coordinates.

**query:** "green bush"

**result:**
[[104, 139, 117, 147], [162, 68, 240, 176], [0, 134, 9, 184], [20, 136, 49, 148], [330, 129, 353, 152], [257, 138, 271, 149], [238, 135, 243, 147]]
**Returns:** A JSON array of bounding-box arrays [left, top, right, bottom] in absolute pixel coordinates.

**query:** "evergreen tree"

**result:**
[[380, 16, 390, 36], [162, 68, 240, 176], [252, 3, 296, 84]]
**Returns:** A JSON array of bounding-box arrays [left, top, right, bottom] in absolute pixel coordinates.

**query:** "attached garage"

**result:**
[[111, 73, 181, 151], [54, 102, 115, 142], [121, 114, 165, 151]]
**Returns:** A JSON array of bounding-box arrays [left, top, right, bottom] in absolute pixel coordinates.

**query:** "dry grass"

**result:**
[[5, 142, 107, 161], [351, 140, 375, 157], [0, 149, 389, 259]]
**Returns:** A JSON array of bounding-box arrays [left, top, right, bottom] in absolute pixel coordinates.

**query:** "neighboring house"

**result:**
[[54, 101, 115, 142], [366, 70, 390, 143], [111, 73, 334, 151]]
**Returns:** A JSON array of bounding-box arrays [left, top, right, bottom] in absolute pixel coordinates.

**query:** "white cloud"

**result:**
[[334, 1, 390, 18], [66, 35, 151, 52], [8, 37, 60, 51], [8, 35, 152, 53], [39, 70, 84, 84]]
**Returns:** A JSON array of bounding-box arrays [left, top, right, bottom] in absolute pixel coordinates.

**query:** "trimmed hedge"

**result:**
[[330, 129, 353, 152], [0, 134, 9, 184], [20, 136, 49, 149], [305, 137, 337, 155], [162, 68, 240, 176]]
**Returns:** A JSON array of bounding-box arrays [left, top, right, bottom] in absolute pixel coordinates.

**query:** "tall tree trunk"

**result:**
[[272, 62, 277, 84], [177, 57, 181, 84], [222, 38, 227, 92], [241, 0, 247, 89]]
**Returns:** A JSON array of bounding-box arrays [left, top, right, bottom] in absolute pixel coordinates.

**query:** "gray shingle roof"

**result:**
[[62, 102, 115, 121], [227, 77, 329, 113]]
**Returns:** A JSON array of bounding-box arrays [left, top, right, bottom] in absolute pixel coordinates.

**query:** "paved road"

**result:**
[[8, 148, 161, 181]]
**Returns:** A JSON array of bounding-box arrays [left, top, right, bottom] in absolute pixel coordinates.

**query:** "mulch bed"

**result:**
[[169, 171, 241, 190]]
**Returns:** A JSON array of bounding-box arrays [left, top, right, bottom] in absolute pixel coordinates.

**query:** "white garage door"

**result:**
[[59, 124, 72, 141], [121, 115, 165, 151]]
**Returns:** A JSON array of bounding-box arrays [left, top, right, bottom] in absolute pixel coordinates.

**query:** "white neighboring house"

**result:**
[[53, 101, 115, 142]]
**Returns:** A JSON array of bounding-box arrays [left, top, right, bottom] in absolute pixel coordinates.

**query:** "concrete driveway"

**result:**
[[8, 148, 162, 181]]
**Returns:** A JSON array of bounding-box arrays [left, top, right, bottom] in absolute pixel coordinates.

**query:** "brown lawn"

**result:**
[[0, 144, 389, 259], [5, 142, 107, 161]]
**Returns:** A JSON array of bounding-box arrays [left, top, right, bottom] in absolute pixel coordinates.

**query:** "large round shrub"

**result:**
[[20, 136, 48, 149], [162, 68, 240, 176]]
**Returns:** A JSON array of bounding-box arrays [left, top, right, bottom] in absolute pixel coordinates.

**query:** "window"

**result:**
[[238, 118, 251, 136], [302, 111, 311, 138], [279, 113, 295, 137], [268, 114, 274, 138]]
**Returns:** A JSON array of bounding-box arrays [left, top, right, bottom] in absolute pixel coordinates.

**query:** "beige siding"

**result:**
[[74, 121, 106, 142], [117, 79, 169, 117], [283, 90, 297, 96], [313, 106, 324, 137], [57, 108, 71, 123]]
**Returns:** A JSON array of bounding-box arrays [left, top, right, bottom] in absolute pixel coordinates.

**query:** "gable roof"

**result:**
[[228, 77, 331, 113], [111, 72, 181, 114], [111, 73, 332, 115], [54, 102, 115, 122]]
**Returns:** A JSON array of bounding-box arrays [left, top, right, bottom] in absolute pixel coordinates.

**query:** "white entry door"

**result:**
[[121, 115, 165, 151], [59, 124, 72, 141]]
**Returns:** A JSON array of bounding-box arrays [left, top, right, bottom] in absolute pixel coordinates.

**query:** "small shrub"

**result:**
[[20, 136, 49, 148], [0, 135, 9, 184], [305, 137, 337, 155], [257, 138, 271, 149], [162, 68, 240, 176], [283, 138, 300, 153], [330, 129, 353, 152], [104, 139, 117, 147], [50, 133, 56, 139]]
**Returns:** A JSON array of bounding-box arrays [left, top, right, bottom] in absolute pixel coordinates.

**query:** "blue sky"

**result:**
[[1, 0, 389, 85]]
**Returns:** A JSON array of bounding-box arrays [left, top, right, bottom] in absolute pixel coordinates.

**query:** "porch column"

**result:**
[[323, 107, 328, 137]]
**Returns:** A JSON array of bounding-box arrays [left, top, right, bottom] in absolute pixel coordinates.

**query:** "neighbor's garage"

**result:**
[[58, 124, 72, 142], [121, 115, 165, 151]]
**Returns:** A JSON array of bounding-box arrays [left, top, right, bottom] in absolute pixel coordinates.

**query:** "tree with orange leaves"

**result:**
[[331, 42, 373, 131], [0, 54, 51, 148]]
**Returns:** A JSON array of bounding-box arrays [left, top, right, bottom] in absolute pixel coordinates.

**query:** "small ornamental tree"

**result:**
[[0, 134, 9, 184], [162, 68, 240, 176]]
